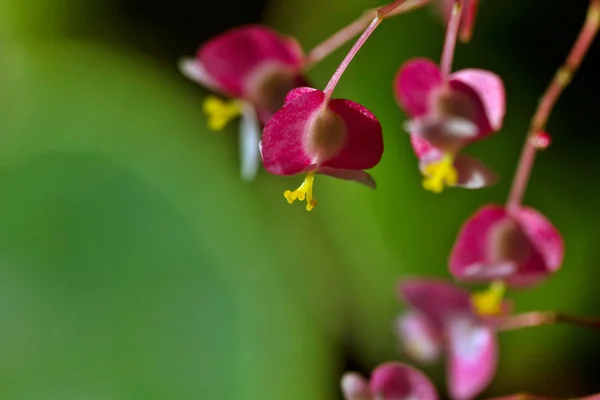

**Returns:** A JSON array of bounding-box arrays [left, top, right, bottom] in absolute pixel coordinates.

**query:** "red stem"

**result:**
[[440, 0, 462, 78], [323, 0, 409, 99], [497, 310, 600, 332], [506, 0, 600, 212]]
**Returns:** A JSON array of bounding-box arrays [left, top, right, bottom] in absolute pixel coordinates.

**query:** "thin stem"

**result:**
[[506, 0, 600, 211], [459, 0, 478, 42], [497, 310, 600, 332], [440, 0, 462, 78], [304, 0, 432, 69], [322, 0, 409, 99]]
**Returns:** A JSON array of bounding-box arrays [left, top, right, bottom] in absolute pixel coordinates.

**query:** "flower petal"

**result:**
[[370, 362, 438, 400], [341, 373, 372, 400], [321, 98, 383, 170], [197, 25, 303, 98], [394, 58, 443, 118], [285, 86, 319, 103], [450, 69, 506, 132], [453, 154, 498, 188], [260, 89, 324, 175], [398, 278, 471, 330], [447, 316, 498, 400], [317, 167, 376, 188], [395, 311, 443, 364], [410, 136, 442, 161], [178, 58, 222, 93], [408, 115, 478, 153], [239, 102, 262, 181]]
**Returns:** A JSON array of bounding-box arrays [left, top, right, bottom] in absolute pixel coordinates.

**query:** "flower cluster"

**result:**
[[180, 0, 600, 397]]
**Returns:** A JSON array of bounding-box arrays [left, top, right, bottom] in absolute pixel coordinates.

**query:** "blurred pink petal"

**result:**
[[447, 315, 498, 400], [453, 154, 498, 189], [394, 58, 443, 117], [370, 362, 438, 400], [317, 167, 376, 188], [396, 311, 443, 364], [341, 372, 371, 400]]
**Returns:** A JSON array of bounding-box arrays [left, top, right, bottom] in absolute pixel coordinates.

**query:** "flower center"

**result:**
[[246, 63, 297, 115], [470, 280, 506, 316], [421, 154, 458, 193], [203, 96, 243, 131], [306, 108, 346, 163], [283, 171, 317, 211]]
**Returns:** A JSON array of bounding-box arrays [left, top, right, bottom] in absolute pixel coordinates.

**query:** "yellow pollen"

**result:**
[[203, 95, 243, 131], [470, 280, 506, 316], [283, 171, 317, 211], [422, 154, 458, 193]]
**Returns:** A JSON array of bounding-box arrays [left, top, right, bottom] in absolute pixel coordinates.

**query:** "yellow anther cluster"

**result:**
[[470, 280, 506, 316], [422, 154, 458, 193], [203, 96, 243, 131], [283, 171, 317, 211]]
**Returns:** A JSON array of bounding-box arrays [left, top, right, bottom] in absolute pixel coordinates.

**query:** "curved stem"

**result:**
[[497, 310, 600, 332], [322, 0, 409, 99], [506, 0, 600, 211], [303, 0, 432, 69], [440, 0, 462, 78]]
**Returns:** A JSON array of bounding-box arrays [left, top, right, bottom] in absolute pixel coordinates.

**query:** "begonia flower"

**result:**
[[397, 278, 504, 400], [179, 25, 307, 181], [450, 204, 564, 288], [341, 361, 438, 400], [260, 87, 383, 211], [394, 58, 505, 193]]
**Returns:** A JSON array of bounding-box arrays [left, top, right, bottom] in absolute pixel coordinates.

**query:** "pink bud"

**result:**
[[529, 131, 552, 150], [369, 362, 438, 400]]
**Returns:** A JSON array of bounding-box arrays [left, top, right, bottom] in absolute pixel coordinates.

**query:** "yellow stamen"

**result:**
[[283, 171, 317, 211], [203, 95, 243, 131], [422, 154, 458, 193], [470, 280, 506, 316]]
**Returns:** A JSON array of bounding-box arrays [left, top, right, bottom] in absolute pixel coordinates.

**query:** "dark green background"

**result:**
[[0, 0, 599, 398]]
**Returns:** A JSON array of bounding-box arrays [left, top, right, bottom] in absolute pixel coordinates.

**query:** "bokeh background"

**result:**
[[1, 0, 599, 398]]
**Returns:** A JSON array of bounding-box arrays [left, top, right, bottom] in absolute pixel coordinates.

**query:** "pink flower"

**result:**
[[179, 25, 307, 181], [394, 58, 505, 193], [396, 278, 501, 400], [260, 87, 384, 210], [341, 362, 438, 400], [450, 204, 565, 287]]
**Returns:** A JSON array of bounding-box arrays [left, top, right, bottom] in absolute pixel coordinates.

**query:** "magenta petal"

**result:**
[[447, 316, 498, 400], [398, 279, 471, 330], [261, 90, 324, 175], [396, 311, 443, 364], [394, 58, 443, 118], [286, 87, 318, 103], [370, 362, 438, 400], [453, 154, 498, 189], [450, 69, 506, 132], [317, 167, 376, 188], [197, 25, 303, 98], [321, 98, 383, 170], [411, 136, 442, 161]]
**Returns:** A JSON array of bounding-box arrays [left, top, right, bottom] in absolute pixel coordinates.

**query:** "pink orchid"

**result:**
[[394, 58, 505, 193], [341, 361, 438, 400], [396, 278, 502, 400], [450, 204, 564, 288], [260, 87, 383, 210], [179, 25, 307, 181]]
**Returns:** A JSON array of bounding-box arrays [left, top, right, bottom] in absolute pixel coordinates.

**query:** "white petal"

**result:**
[[239, 103, 262, 181], [178, 57, 219, 91]]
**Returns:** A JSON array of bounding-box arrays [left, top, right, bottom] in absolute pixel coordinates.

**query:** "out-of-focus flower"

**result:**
[[260, 87, 383, 211], [394, 58, 505, 193], [341, 361, 438, 400], [179, 25, 307, 181], [397, 278, 504, 400], [449, 204, 564, 288]]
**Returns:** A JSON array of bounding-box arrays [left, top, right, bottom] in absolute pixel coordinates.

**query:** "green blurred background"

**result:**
[[0, 0, 599, 398]]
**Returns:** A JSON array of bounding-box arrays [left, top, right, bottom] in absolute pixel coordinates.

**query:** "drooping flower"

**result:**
[[179, 25, 307, 181], [260, 87, 384, 211], [396, 278, 504, 400], [394, 58, 505, 193], [449, 204, 564, 288], [341, 361, 438, 400]]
